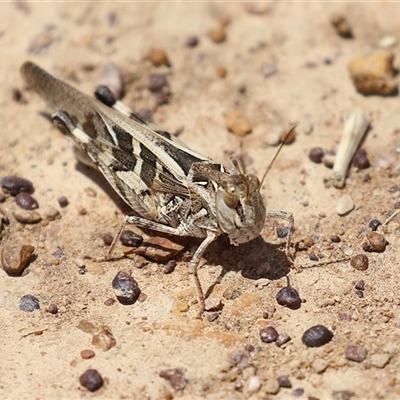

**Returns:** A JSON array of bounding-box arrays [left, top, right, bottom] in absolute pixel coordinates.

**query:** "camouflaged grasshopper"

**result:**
[[20, 61, 294, 317]]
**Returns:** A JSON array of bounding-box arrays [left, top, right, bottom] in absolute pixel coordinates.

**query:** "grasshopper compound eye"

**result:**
[[223, 184, 239, 208]]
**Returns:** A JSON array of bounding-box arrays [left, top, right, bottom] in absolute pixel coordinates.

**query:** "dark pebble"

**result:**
[[15, 192, 39, 210], [350, 254, 369, 271], [0, 192, 5, 202], [112, 271, 140, 305], [330, 234, 341, 243], [355, 290, 364, 298], [120, 230, 143, 247], [159, 368, 188, 391], [102, 233, 114, 246], [332, 390, 355, 400], [276, 226, 289, 238], [57, 196, 69, 207], [277, 375, 292, 388], [389, 185, 400, 194], [79, 369, 104, 392], [275, 334, 291, 347], [104, 297, 116, 306], [302, 325, 333, 347], [186, 35, 199, 47], [148, 73, 169, 92], [368, 219, 381, 231], [19, 294, 40, 312], [292, 388, 305, 397], [244, 344, 254, 353], [207, 312, 219, 322], [309, 253, 319, 261], [0, 176, 33, 195], [354, 280, 365, 290], [276, 286, 301, 309], [163, 259, 176, 274], [345, 344, 367, 362], [362, 232, 387, 253], [352, 148, 370, 169], [259, 326, 279, 343], [309, 147, 324, 163], [48, 303, 58, 314]]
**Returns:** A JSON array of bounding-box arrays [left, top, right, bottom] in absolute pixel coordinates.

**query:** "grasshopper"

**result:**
[[20, 61, 294, 317]]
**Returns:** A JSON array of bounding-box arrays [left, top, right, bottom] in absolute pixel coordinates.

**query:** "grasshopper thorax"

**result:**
[[216, 173, 266, 245]]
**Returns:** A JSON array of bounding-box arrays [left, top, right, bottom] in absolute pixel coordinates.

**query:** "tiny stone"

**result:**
[[309, 147, 324, 163], [330, 13, 353, 38], [264, 379, 280, 395], [345, 345, 368, 362], [330, 234, 341, 243], [163, 259, 176, 274], [42, 207, 60, 221], [302, 325, 333, 347], [259, 326, 279, 343], [79, 369, 104, 392], [302, 237, 314, 247], [120, 230, 143, 247], [112, 271, 140, 304], [208, 25, 226, 43], [104, 298, 116, 306], [216, 65, 227, 78], [276, 226, 289, 238], [137, 292, 147, 302], [80, 349, 96, 360], [77, 205, 87, 215], [261, 62, 277, 78], [277, 375, 292, 388], [336, 194, 355, 216], [223, 287, 241, 300], [244, 376, 261, 394], [1, 244, 35, 275], [276, 286, 301, 309], [352, 148, 370, 169], [265, 128, 282, 146], [48, 303, 58, 314], [0, 175, 33, 195], [370, 353, 390, 368], [378, 35, 397, 49], [275, 334, 291, 347], [185, 35, 199, 47], [15, 192, 39, 210], [323, 153, 335, 169], [84, 187, 97, 198], [292, 388, 305, 397], [13, 209, 42, 224], [312, 358, 328, 373], [309, 253, 319, 261], [355, 290, 364, 298], [91, 327, 116, 351], [350, 254, 369, 271], [159, 368, 188, 391], [332, 390, 355, 400], [176, 300, 190, 312], [225, 109, 252, 136], [102, 233, 113, 246], [19, 294, 40, 312], [99, 61, 124, 99], [363, 232, 387, 252], [281, 127, 296, 145], [355, 280, 365, 290], [148, 73, 169, 92], [207, 312, 219, 322], [57, 196, 69, 207], [147, 47, 170, 67]]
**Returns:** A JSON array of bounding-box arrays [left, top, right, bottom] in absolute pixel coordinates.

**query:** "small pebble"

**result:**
[[276, 226, 289, 239], [99, 61, 124, 99], [348, 51, 397, 96], [223, 287, 241, 300], [309, 253, 319, 261], [163, 259, 176, 274], [120, 230, 143, 247], [80, 349, 96, 360], [330, 13, 353, 38], [147, 47, 170, 67], [91, 327, 116, 351], [244, 376, 261, 394], [208, 25, 226, 43], [323, 153, 336, 169], [350, 254, 369, 271], [207, 312, 219, 322], [84, 187, 97, 198], [362, 232, 387, 252], [104, 298, 116, 306], [13, 209, 42, 224], [77, 205, 87, 215], [1, 244, 35, 275], [216, 65, 227, 78], [185, 35, 199, 47], [19, 294, 40, 312], [277, 375, 292, 388], [281, 127, 296, 145], [330, 235, 341, 243], [275, 334, 291, 347], [354, 280, 365, 290], [42, 207, 60, 221], [292, 388, 305, 397], [159, 368, 187, 391], [276, 286, 301, 309], [0, 176, 33, 195], [332, 390, 355, 400], [102, 233, 113, 246], [370, 353, 390, 368], [355, 290, 364, 298], [345, 345, 368, 362], [148, 73, 169, 92], [264, 379, 280, 395], [12, 88, 27, 104], [15, 192, 38, 210], [352, 148, 370, 169], [261, 62, 277, 78], [309, 147, 324, 163], [57, 196, 69, 207], [312, 358, 328, 373], [259, 326, 279, 343], [336, 194, 355, 216], [48, 303, 58, 314], [112, 271, 141, 304], [225, 109, 252, 136], [265, 128, 282, 146], [302, 325, 333, 347], [79, 369, 104, 392], [302, 237, 314, 247], [378, 35, 397, 49]]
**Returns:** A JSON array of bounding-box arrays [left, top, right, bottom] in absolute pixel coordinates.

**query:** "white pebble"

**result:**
[[244, 376, 261, 394], [336, 194, 354, 216], [378, 36, 397, 49]]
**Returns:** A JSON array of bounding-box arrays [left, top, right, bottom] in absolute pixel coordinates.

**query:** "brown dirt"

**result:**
[[1, 3, 400, 399]]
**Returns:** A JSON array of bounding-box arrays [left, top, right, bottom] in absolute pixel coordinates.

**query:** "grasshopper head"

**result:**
[[216, 174, 266, 245]]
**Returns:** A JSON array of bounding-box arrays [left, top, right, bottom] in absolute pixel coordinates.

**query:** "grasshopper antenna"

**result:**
[[259, 125, 296, 190]]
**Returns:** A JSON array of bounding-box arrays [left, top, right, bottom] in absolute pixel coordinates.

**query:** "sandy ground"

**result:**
[[1, 2, 400, 399]]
